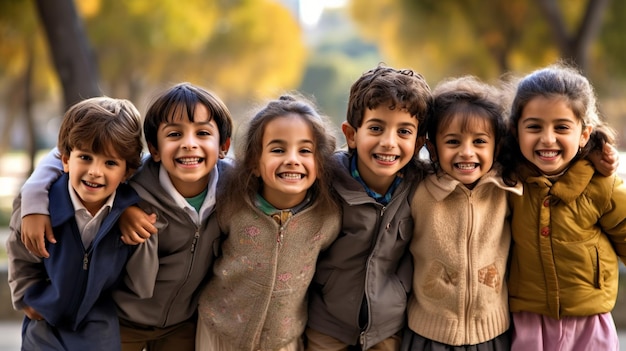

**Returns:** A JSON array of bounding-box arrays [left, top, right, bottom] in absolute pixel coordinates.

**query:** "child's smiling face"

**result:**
[[254, 114, 317, 209], [518, 96, 591, 175], [62, 147, 129, 215], [343, 106, 419, 195], [149, 103, 226, 197], [433, 114, 495, 189]]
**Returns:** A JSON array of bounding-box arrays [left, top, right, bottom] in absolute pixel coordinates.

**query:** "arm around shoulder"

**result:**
[[20, 148, 64, 217], [19, 148, 64, 257]]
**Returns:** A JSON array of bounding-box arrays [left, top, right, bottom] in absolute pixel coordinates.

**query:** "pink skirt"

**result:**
[[511, 311, 619, 351]]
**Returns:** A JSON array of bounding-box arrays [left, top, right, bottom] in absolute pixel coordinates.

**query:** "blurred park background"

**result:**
[[1, 0, 626, 332]]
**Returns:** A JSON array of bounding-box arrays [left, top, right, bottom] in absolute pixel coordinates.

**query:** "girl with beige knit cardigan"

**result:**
[[402, 76, 520, 351], [195, 94, 341, 351]]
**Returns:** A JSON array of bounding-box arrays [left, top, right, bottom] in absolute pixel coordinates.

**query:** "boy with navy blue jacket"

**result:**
[[7, 97, 144, 350]]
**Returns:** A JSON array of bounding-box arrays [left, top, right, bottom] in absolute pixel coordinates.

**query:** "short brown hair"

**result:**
[[57, 96, 143, 171], [346, 63, 432, 138]]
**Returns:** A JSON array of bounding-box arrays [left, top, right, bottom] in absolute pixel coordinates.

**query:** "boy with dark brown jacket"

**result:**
[[306, 64, 432, 350]]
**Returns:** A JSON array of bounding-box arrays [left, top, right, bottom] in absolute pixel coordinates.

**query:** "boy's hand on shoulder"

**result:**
[[23, 305, 43, 321], [21, 214, 55, 258], [120, 206, 157, 245], [589, 143, 619, 177]]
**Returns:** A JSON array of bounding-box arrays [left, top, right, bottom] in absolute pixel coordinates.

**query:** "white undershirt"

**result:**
[[67, 179, 115, 249], [157, 164, 218, 225]]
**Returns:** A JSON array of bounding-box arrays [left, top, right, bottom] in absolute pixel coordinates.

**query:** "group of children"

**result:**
[[6, 61, 626, 351]]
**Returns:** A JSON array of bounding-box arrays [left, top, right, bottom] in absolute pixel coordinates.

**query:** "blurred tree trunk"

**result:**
[[536, 0, 611, 73], [0, 86, 18, 157], [0, 44, 37, 174], [35, 0, 100, 109], [24, 43, 37, 175]]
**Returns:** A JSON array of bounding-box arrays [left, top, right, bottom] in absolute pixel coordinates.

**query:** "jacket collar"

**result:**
[[425, 168, 523, 202], [333, 151, 411, 205], [49, 173, 75, 227], [50, 172, 139, 230], [523, 159, 594, 203]]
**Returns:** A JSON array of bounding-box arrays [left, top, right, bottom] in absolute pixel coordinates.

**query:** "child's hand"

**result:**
[[120, 206, 157, 245], [589, 143, 619, 177], [21, 214, 55, 258], [23, 305, 43, 321]]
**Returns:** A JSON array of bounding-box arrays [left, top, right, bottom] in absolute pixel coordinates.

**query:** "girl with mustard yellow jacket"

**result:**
[[501, 63, 626, 351]]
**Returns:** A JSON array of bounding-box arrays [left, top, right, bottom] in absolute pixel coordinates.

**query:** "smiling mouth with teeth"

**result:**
[[537, 151, 559, 157], [280, 173, 303, 180], [83, 180, 103, 188], [375, 154, 398, 162], [455, 163, 478, 170], [177, 157, 203, 165]]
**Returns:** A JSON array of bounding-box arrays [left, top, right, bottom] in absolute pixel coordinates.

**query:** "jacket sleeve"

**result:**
[[6, 195, 45, 310], [599, 175, 626, 262], [122, 235, 159, 299], [20, 148, 64, 217], [121, 204, 165, 299]]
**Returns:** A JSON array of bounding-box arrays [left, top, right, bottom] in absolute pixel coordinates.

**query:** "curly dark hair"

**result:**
[[346, 63, 433, 182], [346, 63, 432, 138]]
